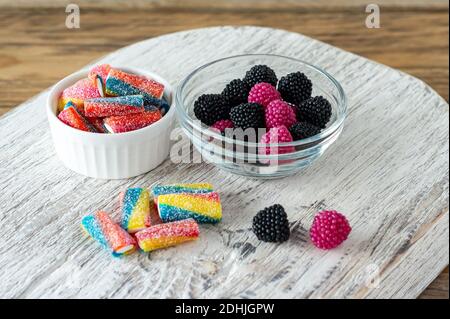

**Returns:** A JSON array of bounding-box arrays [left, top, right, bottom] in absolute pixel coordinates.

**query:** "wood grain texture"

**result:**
[[0, 26, 448, 299], [0, 2, 448, 115], [0, 0, 448, 9], [420, 267, 449, 299]]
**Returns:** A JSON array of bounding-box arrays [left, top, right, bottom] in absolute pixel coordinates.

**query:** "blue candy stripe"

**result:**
[[152, 186, 213, 197], [64, 104, 97, 132], [106, 77, 165, 110], [106, 76, 140, 96], [144, 96, 170, 115], [158, 204, 220, 224], [86, 95, 143, 107], [113, 95, 143, 107], [81, 215, 109, 250], [121, 188, 142, 230]]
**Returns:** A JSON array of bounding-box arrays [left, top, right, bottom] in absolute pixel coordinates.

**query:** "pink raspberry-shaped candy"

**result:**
[[259, 125, 295, 155], [210, 119, 234, 133], [310, 210, 352, 250], [265, 99, 297, 129], [248, 83, 281, 108]]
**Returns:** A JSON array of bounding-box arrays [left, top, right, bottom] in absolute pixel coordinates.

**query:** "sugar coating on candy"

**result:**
[[63, 101, 77, 110], [89, 64, 111, 97], [103, 109, 162, 133], [135, 219, 199, 252], [120, 188, 151, 233], [65, 100, 105, 132], [149, 199, 163, 225], [259, 125, 295, 155], [152, 183, 214, 197], [145, 96, 170, 115], [105, 68, 165, 101], [158, 192, 222, 224], [265, 99, 297, 129], [248, 82, 281, 108], [88, 64, 111, 87], [310, 210, 352, 250], [81, 211, 136, 257], [58, 105, 97, 132], [87, 117, 107, 133], [84, 95, 144, 118], [58, 78, 102, 112]]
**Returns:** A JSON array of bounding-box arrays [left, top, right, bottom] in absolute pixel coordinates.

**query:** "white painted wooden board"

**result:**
[[0, 26, 448, 299]]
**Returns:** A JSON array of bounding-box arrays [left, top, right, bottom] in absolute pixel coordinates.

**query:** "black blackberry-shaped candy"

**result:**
[[194, 94, 230, 126], [230, 103, 265, 130], [252, 204, 290, 243], [296, 96, 332, 129], [278, 71, 312, 106], [243, 65, 278, 88], [222, 79, 250, 106], [289, 122, 321, 140]]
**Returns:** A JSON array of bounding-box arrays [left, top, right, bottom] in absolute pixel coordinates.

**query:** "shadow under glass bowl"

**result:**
[[176, 54, 347, 179]]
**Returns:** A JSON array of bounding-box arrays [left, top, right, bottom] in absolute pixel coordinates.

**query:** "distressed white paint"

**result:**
[[0, 27, 448, 299]]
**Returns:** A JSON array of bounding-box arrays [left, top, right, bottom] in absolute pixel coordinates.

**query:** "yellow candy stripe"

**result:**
[[158, 193, 221, 220], [58, 97, 84, 112], [139, 236, 197, 252], [127, 189, 150, 232]]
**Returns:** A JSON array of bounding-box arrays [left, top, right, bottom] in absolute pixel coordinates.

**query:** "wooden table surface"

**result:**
[[0, 0, 448, 299]]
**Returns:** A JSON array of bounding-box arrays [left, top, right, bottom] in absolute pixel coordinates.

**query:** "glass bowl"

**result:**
[[175, 54, 347, 179]]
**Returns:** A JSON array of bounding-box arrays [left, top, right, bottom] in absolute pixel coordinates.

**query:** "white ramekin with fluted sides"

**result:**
[[46, 67, 175, 179]]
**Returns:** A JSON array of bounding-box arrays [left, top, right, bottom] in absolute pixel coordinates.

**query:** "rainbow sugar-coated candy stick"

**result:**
[[119, 188, 151, 233], [84, 95, 144, 118], [157, 192, 222, 224], [58, 103, 97, 132], [66, 99, 107, 133], [81, 211, 137, 257], [105, 68, 165, 101], [88, 64, 111, 85], [63, 100, 76, 109], [103, 109, 162, 133], [135, 219, 199, 252], [152, 183, 214, 197], [58, 78, 102, 112], [87, 117, 107, 133], [88, 64, 111, 97], [66, 100, 106, 133], [145, 96, 171, 115]]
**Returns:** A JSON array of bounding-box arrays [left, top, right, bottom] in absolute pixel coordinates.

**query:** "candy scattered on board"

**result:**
[[81, 211, 137, 257], [252, 204, 290, 243], [310, 210, 352, 250], [135, 219, 200, 252], [251, 204, 352, 248], [120, 188, 151, 233], [152, 183, 214, 197], [157, 192, 222, 224], [81, 183, 217, 257], [56, 64, 168, 134], [81, 183, 350, 258]]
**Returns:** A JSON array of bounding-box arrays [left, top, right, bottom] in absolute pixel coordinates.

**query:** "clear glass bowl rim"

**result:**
[[176, 54, 347, 148]]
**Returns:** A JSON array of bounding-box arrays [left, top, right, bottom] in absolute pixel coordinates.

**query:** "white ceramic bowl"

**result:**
[[46, 66, 175, 179]]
